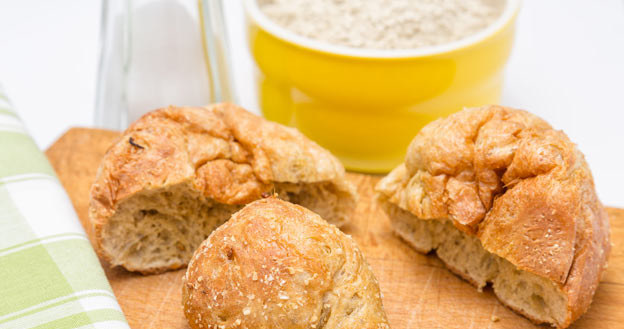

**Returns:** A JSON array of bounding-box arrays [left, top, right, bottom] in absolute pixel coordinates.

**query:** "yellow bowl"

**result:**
[[244, 0, 521, 173]]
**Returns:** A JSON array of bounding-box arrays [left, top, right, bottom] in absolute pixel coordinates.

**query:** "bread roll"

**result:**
[[182, 198, 390, 329], [89, 104, 356, 274], [376, 106, 610, 328]]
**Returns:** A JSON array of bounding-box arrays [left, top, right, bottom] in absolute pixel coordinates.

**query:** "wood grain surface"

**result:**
[[45, 128, 624, 329]]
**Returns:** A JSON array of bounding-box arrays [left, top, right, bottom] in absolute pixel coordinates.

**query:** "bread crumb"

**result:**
[[243, 307, 251, 315], [491, 315, 500, 322]]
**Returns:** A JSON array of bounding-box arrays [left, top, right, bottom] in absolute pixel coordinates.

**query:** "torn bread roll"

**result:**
[[376, 105, 610, 328], [89, 104, 356, 274], [183, 198, 390, 329]]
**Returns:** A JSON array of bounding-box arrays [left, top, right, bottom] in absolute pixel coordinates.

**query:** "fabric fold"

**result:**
[[0, 85, 129, 329]]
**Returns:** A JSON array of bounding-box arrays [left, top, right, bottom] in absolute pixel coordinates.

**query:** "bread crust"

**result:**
[[89, 104, 356, 273], [182, 198, 390, 329], [376, 106, 610, 328]]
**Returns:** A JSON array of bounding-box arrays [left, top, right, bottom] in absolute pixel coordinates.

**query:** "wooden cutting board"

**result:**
[[45, 128, 624, 329]]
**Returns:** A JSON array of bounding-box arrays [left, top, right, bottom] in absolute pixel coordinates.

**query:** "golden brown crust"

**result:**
[[183, 198, 390, 329], [89, 104, 355, 272], [376, 106, 610, 328]]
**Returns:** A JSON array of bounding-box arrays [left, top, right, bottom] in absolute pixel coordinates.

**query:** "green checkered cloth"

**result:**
[[0, 86, 129, 329]]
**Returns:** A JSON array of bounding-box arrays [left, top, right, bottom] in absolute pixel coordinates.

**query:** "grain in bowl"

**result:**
[[258, 0, 506, 50], [244, 0, 519, 173]]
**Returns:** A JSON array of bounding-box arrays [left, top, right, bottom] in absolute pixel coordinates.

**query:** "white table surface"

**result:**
[[1, 0, 623, 207]]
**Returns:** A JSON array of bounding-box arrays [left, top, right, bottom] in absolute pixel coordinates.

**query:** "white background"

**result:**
[[0, 0, 623, 207]]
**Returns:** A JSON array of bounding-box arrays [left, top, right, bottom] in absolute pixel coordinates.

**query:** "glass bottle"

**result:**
[[94, 0, 235, 130]]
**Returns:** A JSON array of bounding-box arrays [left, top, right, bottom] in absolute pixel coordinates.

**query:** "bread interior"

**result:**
[[100, 181, 353, 273], [275, 181, 353, 228], [382, 200, 568, 326]]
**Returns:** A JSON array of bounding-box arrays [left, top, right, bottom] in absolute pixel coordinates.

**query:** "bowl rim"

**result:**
[[243, 0, 521, 59]]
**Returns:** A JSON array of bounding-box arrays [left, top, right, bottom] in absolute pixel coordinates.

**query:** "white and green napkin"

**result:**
[[0, 86, 129, 329]]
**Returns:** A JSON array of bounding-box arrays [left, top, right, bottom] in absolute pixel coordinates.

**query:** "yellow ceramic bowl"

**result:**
[[244, 0, 521, 173]]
